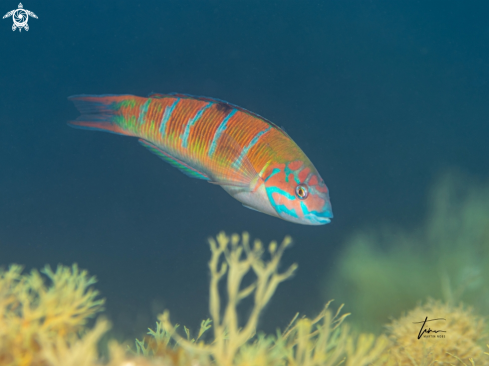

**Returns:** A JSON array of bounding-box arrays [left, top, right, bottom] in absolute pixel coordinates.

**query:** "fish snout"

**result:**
[[314, 200, 333, 224], [298, 196, 333, 225]]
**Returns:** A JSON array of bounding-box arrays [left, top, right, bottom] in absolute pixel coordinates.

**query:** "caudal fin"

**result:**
[[68, 94, 131, 136]]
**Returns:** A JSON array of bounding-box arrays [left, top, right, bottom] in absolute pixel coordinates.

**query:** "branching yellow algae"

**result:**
[[9, 232, 487, 365], [0, 263, 105, 366], [138, 232, 390, 366], [39, 319, 110, 366], [159, 231, 297, 365]]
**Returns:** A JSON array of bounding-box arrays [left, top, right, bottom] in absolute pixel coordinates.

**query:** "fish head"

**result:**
[[262, 160, 333, 225]]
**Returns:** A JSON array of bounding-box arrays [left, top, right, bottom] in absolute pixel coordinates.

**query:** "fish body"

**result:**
[[69, 93, 333, 225]]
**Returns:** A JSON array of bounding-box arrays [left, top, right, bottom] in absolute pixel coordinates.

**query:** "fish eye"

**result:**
[[295, 184, 309, 199]]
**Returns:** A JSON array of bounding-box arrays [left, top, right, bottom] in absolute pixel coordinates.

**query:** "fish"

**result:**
[[68, 93, 333, 225]]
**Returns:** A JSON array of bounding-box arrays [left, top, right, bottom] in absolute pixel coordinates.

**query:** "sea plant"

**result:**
[[137, 231, 389, 366], [325, 171, 489, 333], [0, 263, 105, 365]]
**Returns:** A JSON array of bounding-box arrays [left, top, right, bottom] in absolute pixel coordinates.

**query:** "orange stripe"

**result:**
[[188, 103, 233, 160], [213, 111, 269, 166], [164, 99, 194, 149], [117, 95, 310, 181]]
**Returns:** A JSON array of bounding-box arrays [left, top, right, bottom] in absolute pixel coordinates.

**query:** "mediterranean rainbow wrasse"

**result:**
[[68, 93, 333, 225]]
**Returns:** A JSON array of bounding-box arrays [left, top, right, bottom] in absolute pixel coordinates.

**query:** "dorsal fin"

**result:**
[[147, 93, 168, 99], [146, 92, 288, 136]]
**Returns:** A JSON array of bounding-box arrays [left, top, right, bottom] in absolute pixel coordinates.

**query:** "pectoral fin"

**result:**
[[207, 132, 263, 192], [139, 139, 210, 180], [242, 204, 260, 212]]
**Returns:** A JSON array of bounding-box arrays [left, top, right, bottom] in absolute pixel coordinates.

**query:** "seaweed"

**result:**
[[136, 232, 389, 366], [4, 231, 484, 365], [0, 263, 105, 366], [325, 171, 489, 334]]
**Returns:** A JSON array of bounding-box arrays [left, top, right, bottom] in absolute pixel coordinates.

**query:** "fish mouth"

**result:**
[[308, 214, 332, 225], [298, 201, 333, 225], [317, 217, 331, 224], [312, 206, 334, 225], [293, 208, 333, 225]]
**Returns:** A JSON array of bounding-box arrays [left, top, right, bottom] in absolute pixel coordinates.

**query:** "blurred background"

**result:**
[[1, 1, 489, 340]]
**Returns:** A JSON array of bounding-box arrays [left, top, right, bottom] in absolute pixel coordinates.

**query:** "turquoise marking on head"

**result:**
[[276, 202, 299, 218], [283, 165, 291, 183], [265, 186, 298, 218], [159, 98, 180, 136], [300, 201, 332, 224], [265, 168, 281, 182], [232, 126, 271, 169], [208, 109, 237, 157], [138, 99, 151, 124], [182, 103, 212, 148], [283, 163, 301, 184], [265, 186, 295, 201], [262, 162, 333, 225]]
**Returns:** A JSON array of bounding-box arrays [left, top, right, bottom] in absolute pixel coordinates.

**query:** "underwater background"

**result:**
[[1, 0, 489, 343]]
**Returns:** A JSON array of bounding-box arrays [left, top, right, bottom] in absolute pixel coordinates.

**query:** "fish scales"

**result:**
[[69, 93, 333, 225], [130, 97, 238, 176], [164, 98, 190, 149], [190, 104, 231, 162], [72, 95, 300, 177], [182, 104, 210, 163]]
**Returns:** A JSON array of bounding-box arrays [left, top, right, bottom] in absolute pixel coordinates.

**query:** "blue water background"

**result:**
[[1, 1, 489, 339]]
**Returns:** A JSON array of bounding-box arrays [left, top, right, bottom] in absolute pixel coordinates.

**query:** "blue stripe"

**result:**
[[208, 109, 237, 157], [159, 98, 180, 136], [266, 186, 296, 201], [265, 168, 281, 182], [138, 99, 152, 124], [300, 201, 332, 224], [277, 203, 299, 219], [284, 163, 301, 184], [232, 126, 271, 169], [181, 103, 212, 148], [266, 186, 298, 219]]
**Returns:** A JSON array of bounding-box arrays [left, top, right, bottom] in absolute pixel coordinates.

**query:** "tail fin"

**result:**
[[68, 94, 131, 136]]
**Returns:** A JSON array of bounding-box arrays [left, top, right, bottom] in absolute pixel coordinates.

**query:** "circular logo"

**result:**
[[12, 8, 28, 28]]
